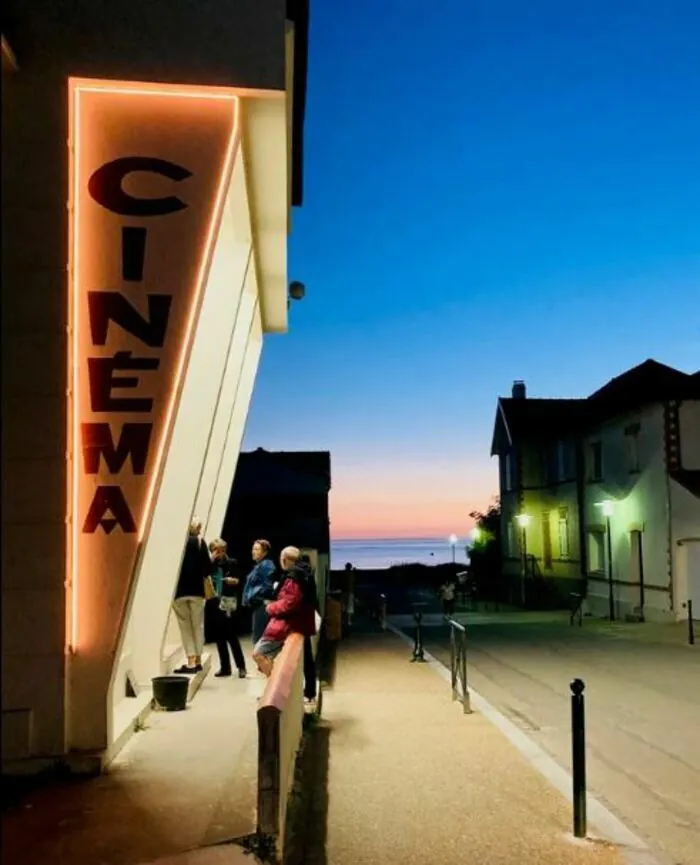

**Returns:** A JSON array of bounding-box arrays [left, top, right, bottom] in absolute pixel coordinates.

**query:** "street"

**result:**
[[412, 613, 699, 865]]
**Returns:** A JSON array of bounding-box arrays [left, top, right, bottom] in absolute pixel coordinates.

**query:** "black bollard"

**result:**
[[689, 600, 695, 646], [380, 594, 387, 631], [570, 678, 587, 838], [411, 611, 425, 662]]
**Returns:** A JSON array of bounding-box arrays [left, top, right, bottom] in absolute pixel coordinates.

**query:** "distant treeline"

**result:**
[[331, 561, 463, 592]]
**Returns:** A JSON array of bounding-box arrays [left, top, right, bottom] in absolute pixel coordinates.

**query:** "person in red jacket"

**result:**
[[253, 545, 316, 677]]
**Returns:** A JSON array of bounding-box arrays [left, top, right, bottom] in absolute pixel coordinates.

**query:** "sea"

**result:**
[[331, 537, 469, 571]]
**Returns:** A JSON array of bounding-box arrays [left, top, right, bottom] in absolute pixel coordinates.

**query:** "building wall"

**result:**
[[107, 177, 264, 753], [679, 399, 700, 470], [670, 480, 700, 617], [581, 404, 674, 621], [500, 487, 520, 576], [2, 67, 70, 764], [673, 398, 700, 620], [1, 3, 294, 769], [500, 445, 582, 595], [521, 484, 582, 580], [3, 0, 286, 90]]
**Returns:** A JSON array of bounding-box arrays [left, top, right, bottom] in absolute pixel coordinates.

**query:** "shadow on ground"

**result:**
[[283, 719, 331, 865], [317, 636, 338, 689], [1, 765, 84, 814]]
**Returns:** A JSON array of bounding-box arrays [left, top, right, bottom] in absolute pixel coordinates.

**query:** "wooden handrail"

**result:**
[[257, 632, 305, 846], [259, 633, 304, 713]]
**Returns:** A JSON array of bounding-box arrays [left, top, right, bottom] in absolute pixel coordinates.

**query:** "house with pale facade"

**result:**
[[491, 386, 588, 599], [491, 360, 700, 623]]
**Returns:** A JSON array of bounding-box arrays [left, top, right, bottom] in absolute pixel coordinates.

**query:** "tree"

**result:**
[[468, 499, 502, 600], [469, 499, 501, 546]]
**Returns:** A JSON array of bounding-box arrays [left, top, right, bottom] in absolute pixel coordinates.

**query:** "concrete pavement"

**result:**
[[320, 630, 624, 865], [2, 644, 265, 865], [414, 614, 700, 865]]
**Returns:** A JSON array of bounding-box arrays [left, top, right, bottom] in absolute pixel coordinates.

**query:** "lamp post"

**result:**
[[597, 499, 615, 622], [449, 533, 458, 566], [515, 514, 531, 607]]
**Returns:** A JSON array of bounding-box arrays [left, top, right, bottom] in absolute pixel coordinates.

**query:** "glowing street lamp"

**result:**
[[600, 499, 614, 518], [449, 533, 458, 565], [515, 514, 531, 606], [595, 499, 616, 621]]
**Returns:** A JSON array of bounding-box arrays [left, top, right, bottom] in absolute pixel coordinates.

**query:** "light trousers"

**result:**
[[173, 596, 205, 657]]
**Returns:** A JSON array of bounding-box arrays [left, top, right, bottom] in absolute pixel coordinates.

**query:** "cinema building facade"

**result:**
[[1, 1, 309, 772]]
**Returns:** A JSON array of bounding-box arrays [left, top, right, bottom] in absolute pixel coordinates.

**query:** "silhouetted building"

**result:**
[[223, 448, 331, 599]]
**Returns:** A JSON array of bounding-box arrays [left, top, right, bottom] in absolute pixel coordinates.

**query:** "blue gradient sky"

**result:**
[[244, 0, 700, 539]]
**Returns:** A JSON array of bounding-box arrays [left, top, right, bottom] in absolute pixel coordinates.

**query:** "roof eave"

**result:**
[[286, 0, 309, 207], [490, 399, 513, 456]]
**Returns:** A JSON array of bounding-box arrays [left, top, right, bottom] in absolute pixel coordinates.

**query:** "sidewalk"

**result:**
[[2, 645, 265, 865], [319, 630, 623, 865], [392, 603, 694, 649]]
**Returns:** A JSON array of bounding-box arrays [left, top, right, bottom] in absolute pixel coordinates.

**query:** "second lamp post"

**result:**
[[515, 513, 531, 606], [449, 533, 458, 566], [600, 499, 615, 621]]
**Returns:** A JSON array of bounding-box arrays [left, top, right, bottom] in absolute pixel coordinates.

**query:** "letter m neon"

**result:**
[[81, 423, 152, 475]]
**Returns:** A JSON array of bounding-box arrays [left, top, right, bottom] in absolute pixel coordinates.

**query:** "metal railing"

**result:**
[[688, 599, 695, 646], [411, 603, 427, 662], [570, 592, 584, 627], [447, 618, 472, 714]]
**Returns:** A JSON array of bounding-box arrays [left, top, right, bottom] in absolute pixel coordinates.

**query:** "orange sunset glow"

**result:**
[[328, 460, 498, 539]]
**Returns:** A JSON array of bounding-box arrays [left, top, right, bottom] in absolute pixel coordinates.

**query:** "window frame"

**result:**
[[556, 440, 566, 482], [506, 520, 515, 557], [558, 509, 571, 559], [504, 452, 513, 492], [624, 424, 641, 474], [587, 529, 606, 574], [589, 441, 603, 482]]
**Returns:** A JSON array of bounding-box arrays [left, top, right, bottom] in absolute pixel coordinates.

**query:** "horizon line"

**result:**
[[332, 535, 469, 542]]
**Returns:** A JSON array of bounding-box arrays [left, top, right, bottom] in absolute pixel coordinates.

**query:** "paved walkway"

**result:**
[[319, 630, 623, 865], [417, 615, 700, 865], [2, 645, 265, 865]]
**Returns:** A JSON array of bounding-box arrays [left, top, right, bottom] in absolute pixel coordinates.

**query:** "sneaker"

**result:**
[[174, 664, 192, 674], [215, 670, 232, 678], [193, 664, 203, 673]]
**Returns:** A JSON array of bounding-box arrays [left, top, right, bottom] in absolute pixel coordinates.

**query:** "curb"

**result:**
[[386, 622, 667, 865]]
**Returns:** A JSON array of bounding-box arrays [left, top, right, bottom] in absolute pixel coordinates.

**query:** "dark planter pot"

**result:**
[[152, 676, 189, 712]]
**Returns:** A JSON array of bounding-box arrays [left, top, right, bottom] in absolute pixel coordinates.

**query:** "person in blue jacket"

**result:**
[[242, 538, 277, 643]]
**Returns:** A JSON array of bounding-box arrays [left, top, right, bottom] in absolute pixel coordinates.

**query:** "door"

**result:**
[[629, 530, 645, 617], [629, 531, 642, 583], [542, 511, 553, 570], [687, 542, 700, 620]]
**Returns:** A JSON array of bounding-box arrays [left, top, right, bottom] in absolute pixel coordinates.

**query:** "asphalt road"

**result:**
[[414, 615, 700, 865]]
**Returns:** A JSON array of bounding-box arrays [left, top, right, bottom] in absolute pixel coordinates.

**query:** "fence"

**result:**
[[447, 618, 472, 714], [410, 602, 427, 662], [570, 592, 584, 627], [688, 599, 695, 646]]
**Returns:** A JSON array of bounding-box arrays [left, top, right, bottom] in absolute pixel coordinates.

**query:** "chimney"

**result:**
[[512, 380, 526, 399]]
